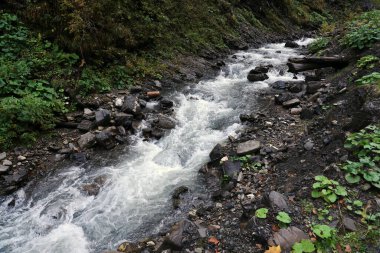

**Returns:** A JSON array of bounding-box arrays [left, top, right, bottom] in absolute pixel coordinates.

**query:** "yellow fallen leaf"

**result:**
[[265, 245, 281, 253]]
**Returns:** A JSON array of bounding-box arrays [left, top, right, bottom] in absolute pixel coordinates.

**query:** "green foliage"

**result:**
[[342, 125, 380, 188], [255, 208, 269, 219], [312, 224, 337, 252], [355, 72, 380, 86], [276, 211, 292, 225], [342, 10, 380, 49], [308, 37, 330, 54], [356, 55, 379, 69], [232, 155, 263, 171], [292, 239, 315, 253], [311, 176, 347, 203]]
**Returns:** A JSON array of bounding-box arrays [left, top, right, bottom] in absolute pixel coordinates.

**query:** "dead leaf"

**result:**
[[265, 245, 281, 253], [345, 245, 352, 253], [272, 224, 280, 232], [208, 236, 219, 245]]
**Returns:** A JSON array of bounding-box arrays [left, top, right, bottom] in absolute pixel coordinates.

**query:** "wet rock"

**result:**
[[95, 109, 111, 126], [237, 140, 261, 155], [77, 120, 95, 132], [269, 191, 289, 211], [209, 144, 224, 162], [2, 160, 12, 166], [139, 99, 147, 108], [161, 99, 174, 109], [271, 81, 287, 90], [117, 242, 142, 253], [118, 126, 127, 136], [172, 186, 189, 209], [0, 152, 6, 160], [275, 93, 296, 105], [115, 113, 134, 127], [0, 165, 10, 173], [285, 41, 299, 48], [343, 217, 357, 232], [96, 131, 115, 149], [247, 73, 269, 82], [155, 115, 176, 129], [304, 141, 314, 151], [151, 129, 164, 139], [283, 98, 301, 108], [78, 132, 96, 149], [268, 226, 308, 250], [249, 66, 271, 75], [82, 183, 100, 196], [306, 81, 323, 94], [122, 95, 141, 116], [223, 161, 241, 181], [70, 152, 87, 163]]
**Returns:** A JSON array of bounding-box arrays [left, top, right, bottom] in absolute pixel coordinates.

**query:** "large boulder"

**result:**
[[237, 140, 261, 155], [249, 65, 272, 75], [285, 41, 299, 48], [122, 95, 141, 116], [247, 73, 269, 82], [95, 109, 111, 126], [78, 132, 96, 149]]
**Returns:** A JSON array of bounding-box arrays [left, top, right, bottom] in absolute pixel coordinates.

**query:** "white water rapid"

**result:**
[[0, 39, 314, 253]]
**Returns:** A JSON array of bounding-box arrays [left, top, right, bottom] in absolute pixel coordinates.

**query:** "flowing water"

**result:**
[[0, 39, 313, 253]]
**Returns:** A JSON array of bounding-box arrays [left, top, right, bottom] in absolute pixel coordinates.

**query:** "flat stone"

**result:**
[[283, 98, 301, 108], [95, 109, 111, 126], [343, 217, 357, 232], [2, 160, 12, 166], [77, 120, 95, 132], [269, 191, 289, 211], [83, 108, 93, 116], [0, 152, 6, 160], [0, 165, 10, 173], [290, 108, 302, 115], [121, 95, 141, 116], [237, 140, 261, 155], [269, 226, 309, 250]]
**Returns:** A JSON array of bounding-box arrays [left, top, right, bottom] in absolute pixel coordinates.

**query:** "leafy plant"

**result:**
[[356, 55, 379, 69], [276, 211, 292, 225], [292, 239, 315, 253], [255, 208, 269, 219], [342, 10, 380, 49], [355, 72, 380, 86], [231, 155, 263, 171], [308, 37, 330, 54], [342, 125, 380, 188], [312, 224, 337, 252], [311, 176, 347, 203]]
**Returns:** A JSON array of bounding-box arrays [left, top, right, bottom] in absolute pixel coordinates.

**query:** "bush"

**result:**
[[308, 37, 330, 54], [356, 55, 379, 69], [355, 72, 380, 86], [342, 10, 380, 49]]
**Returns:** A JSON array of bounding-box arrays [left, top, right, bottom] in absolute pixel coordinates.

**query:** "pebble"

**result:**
[[216, 203, 223, 208], [0, 165, 10, 173], [115, 98, 123, 108], [304, 141, 314, 151], [84, 108, 93, 116], [290, 108, 302, 115], [17, 155, 26, 161], [194, 248, 203, 253], [265, 121, 273, 127], [146, 241, 155, 247], [331, 120, 338, 125]]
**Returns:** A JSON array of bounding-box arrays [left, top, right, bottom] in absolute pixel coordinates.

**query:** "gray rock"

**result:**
[[290, 108, 302, 115], [115, 113, 134, 127], [269, 191, 289, 211], [114, 97, 123, 108], [161, 99, 174, 109], [288, 82, 303, 93], [2, 160, 12, 166], [0, 152, 6, 161], [156, 115, 176, 129], [0, 165, 10, 173], [223, 161, 241, 181], [271, 81, 287, 90], [95, 109, 111, 126], [17, 155, 26, 161], [249, 66, 271, 75], [82, 183, 100, 196], [83, 108, 93, 116], [122, 95, 141, 116], [304, 141, 314, 151], [77, 120, 95, 132], [209, 144, 224, 162], [78, 132, 96, 149], [237, 140, 261, 155], [343, 217, 357, 231], [283, 98, 301, 108], [247, 73, 269, 82], [269, 226, 308, 250], [162, 220, 190, 250], [96, 131, 115, 150], [300, 108, 314, 120], [306, 81, 323, 94]]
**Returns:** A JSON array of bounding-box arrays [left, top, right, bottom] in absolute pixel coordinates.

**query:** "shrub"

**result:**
[[342, 10, 380, 49], [355, 72, 380, 86], [356, 55, 379, 69], [311, 175, 348, 203], [342, 125, 380, 189], [308, 37, 330, 54]]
